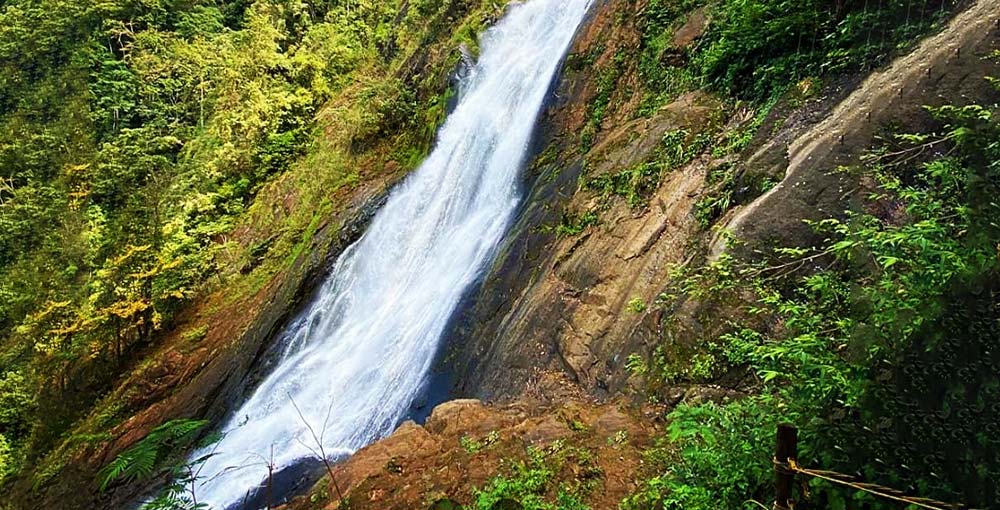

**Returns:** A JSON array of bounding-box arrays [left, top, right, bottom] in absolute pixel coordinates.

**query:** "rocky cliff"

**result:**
[[451, 0, 1000, 404]]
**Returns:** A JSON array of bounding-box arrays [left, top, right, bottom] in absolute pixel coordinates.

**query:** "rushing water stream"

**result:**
[[190, 1, 592, 507]]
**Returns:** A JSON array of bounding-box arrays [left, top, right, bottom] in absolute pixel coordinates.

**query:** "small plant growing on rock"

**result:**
[[626, 298, 647, 314], [461, 435, 483, 454], [610, 430, 629, 446], [473, 442, 598, 510], [624, 354, 647, 376], [461, 430, 500, 454]]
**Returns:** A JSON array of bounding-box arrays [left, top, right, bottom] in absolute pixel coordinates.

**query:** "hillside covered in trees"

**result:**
[[0, 0, 509, 499], [1, 0, 998, 509]]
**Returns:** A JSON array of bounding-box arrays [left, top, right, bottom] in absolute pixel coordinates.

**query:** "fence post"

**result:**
[[775, 424, 798, 510]]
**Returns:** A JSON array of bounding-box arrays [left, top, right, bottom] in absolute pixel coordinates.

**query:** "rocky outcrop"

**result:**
[[453, 91, 722, 400], [286, 398, 660, 510], [450, 0, 1000, 405], [714, 0, 1000, 255]]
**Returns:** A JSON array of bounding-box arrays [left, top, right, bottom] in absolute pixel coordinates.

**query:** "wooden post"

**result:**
[[775, 424, 798, 510]]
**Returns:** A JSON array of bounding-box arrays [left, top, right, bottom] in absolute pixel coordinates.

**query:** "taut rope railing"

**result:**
[[773, 424, 977, 510]]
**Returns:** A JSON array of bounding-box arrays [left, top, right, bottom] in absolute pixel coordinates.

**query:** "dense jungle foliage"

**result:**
[[0, 0, 506, 491]]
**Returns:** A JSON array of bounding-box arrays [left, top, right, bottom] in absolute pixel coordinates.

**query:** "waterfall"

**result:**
[[190, 0, 592, 507]]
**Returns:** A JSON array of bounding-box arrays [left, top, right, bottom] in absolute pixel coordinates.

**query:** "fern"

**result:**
[[142, 476, 210, 510], [97, 419, 208, 492]]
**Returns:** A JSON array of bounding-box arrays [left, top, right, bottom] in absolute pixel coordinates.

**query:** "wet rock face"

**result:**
[[452, 94, 721, 401], [448, 0, 725, 401], [462, 94, 717, 398]]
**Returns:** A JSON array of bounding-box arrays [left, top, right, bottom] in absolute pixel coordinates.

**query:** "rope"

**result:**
[[773, 458, 976, 510]]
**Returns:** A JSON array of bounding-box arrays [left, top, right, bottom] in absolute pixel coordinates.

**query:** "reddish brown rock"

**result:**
[[287, 399, 658, 510], [672, 7, 709, 49]]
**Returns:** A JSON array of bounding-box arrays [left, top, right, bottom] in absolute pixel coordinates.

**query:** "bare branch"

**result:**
[[287, 393, 347, 505]]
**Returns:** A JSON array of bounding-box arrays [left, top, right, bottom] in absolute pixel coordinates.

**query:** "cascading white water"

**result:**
[[190, 0, 592, 507]]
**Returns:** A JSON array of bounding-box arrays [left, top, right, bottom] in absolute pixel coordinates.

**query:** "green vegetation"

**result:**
[[630, 80, 1000, 509], [582, 0, 940, 216], [0, 0, 511, 498], [636, 0, 702, 113], [587, 128, 713, 209], [694, 160, 777, 228], [473, 441, 599, 510], [626, 298, 647, 314], [641, 0, 958, 106], [2, 1, 992, 509], [554, 210, 599, 237], [621, 0, 962, 224], [97, 419, 207, 493], [581, 49, 628, 150], [461, 430, 500, 454]]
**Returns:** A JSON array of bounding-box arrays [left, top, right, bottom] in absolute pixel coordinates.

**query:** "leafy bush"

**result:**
[[0, 434, 15, 482], [706, 0, 957, 100], [624, 400, 779, 510], [627, 298, 647, 314], [640, 0, 958, 104], [473, 443, 597, 510], [554, 210, 599, 237], [632, 79, 1000, 509]]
